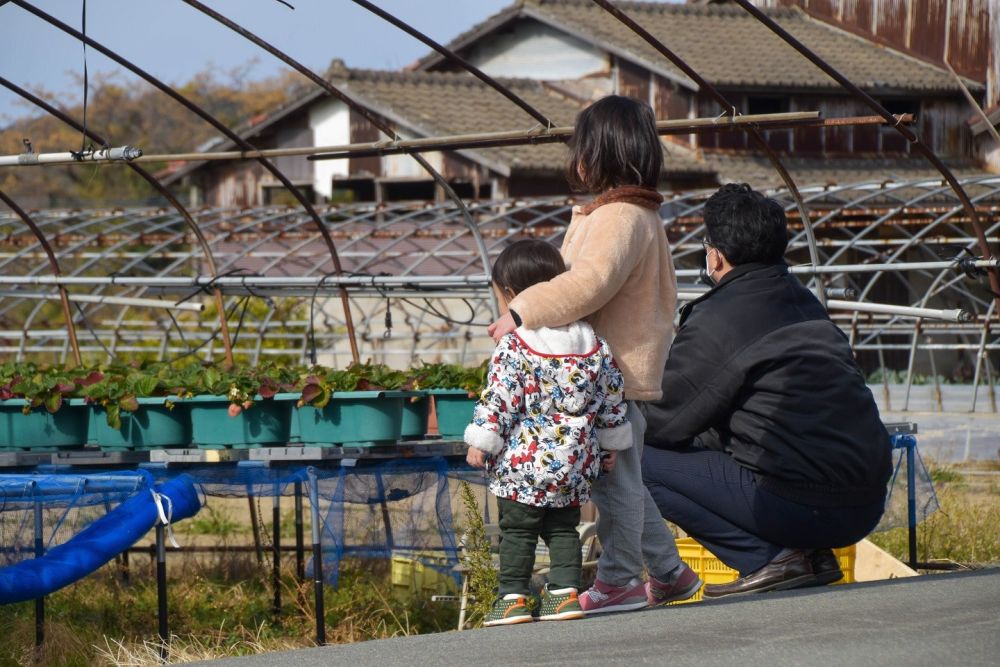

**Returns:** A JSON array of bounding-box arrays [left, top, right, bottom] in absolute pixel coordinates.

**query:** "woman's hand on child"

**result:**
[[601, 450, 617, 473], [467, 447, 488, 468], [488, 312, 518, 342]]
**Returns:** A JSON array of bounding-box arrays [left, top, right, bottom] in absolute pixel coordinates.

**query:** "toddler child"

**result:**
[[465, 239, 632, 626]]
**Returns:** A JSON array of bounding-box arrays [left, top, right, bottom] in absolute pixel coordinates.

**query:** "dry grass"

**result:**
[[868, 460, 1000, 566], [0, 554, 453, 667]]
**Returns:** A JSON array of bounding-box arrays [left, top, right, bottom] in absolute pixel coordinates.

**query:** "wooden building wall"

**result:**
[[752, 0, 998, 106], [695, 92, 970, 157]]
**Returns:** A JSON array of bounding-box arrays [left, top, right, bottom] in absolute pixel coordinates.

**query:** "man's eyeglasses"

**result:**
[[700, 237, 714, 251]]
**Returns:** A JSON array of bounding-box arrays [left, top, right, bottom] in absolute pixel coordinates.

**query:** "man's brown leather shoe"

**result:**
[[798, 548, 844, 588], [702, 549, 815, 599]]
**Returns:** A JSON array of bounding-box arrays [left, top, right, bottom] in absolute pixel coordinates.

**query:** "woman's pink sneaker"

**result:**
[[578, 578, 649, 615], [646, 564, 703, 605]]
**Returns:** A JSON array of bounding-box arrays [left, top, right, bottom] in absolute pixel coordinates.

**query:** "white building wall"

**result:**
[[463, 20, 608, 80], [309, 99, 350, 199], [384, 127, 444, 177]]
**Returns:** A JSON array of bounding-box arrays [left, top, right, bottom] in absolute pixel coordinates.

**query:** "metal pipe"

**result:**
[[33, 501, 44, 648], [0, 145, 142, 167], [349, 0, 552, 127], [590, 0, 827, 306], [731, 0, 1000, 319], [179, 0, 496, 328], [675, 293, 969, 321], [0, 66, 231, 366], [11, 0, 357, 365], [307, 468, 326, 646], [294, 480, 305, 582], [0, 290, 205, 312], [272, 486, 281, 618], [0, 189, 82, 366], [155, 521, 169, 662]]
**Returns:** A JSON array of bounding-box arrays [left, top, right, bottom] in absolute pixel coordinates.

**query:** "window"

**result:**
[[747, 96, 789, 116]]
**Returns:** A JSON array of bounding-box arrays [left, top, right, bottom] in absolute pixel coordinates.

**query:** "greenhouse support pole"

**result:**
[[906, 440, 918, 569], [0, 75, 234, 366], [590, 0, 826, 307], [11, 0, 336, 364], [971, 302, 997, 413], [34, 500, 44, 647], [732, 0, 1000, 320], [180, 0, 498, 321], [0, 188, 82, 366], [294, 481, 305, 582], [307, 469, 326, 646], [248, 493, 264, 565], [272, 484, 281, 617], [156, 522, 169, 662]]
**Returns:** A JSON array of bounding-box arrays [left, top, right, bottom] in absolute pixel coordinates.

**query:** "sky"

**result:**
[[0, 0, 520, 125]]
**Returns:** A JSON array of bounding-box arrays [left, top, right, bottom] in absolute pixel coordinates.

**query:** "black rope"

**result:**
[[73, 0, 92, 160]]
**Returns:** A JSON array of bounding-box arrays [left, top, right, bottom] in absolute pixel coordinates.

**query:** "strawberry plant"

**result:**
[[408, 361, 489, 395], [0, 361, 99, 414], [299, 362, 410, 409]]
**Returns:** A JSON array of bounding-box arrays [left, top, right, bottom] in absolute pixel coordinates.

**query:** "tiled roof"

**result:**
[[421, 0, 979, 93], [702, 152, 990, 190], [165, 64, 710, 182], [334, 66, 709, 174]]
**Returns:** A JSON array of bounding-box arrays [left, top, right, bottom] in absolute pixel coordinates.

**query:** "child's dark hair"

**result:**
[[566, 95, 663, 193], [492, 239, 566, 295]]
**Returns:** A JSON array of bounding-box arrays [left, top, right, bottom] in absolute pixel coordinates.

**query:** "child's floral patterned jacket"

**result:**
[[464, 321, 631, 508]]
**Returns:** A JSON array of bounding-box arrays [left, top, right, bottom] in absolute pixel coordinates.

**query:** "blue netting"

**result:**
[[1, 458, 471, 598], [875, 434, 941, 532], [0, 471, 153, 566]]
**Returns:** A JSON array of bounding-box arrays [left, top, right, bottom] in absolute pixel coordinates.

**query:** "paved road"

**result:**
[[197, 568, 1000, 667], [869, 384, 1000, 464]]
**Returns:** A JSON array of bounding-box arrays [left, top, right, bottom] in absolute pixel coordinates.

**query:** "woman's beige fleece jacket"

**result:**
[[508, 201, 676, 401]]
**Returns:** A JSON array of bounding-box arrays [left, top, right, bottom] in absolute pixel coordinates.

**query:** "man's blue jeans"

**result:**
[[641, 445, 885, 575]]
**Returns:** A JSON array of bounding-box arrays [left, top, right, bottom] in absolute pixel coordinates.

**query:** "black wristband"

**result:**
[[509, 309, 522, 327]]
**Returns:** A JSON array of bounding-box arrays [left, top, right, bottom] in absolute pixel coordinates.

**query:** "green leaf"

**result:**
[[106, 404, 122, 430], [44, 393, 62, 414]]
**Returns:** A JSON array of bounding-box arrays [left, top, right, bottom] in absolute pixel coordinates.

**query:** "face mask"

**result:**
[[700, 249, 716, 287]]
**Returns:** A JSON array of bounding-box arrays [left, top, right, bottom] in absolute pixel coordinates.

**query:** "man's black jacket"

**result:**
[[645, 262, 891, 507]]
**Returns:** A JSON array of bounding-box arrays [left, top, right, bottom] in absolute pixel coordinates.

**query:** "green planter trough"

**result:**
[[430, 389, 478, 440], [400, 393, 430, 440], [0, 399, 90, 451], [90, 397, 190, 451], [185, 394, 295, 449], [296, 390, 414, 446]]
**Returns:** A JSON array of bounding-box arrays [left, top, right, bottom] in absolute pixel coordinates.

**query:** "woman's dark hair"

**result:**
[[703, 183, 788, 265], [492, 239, 566, 295], [566, 95, 663, 193]]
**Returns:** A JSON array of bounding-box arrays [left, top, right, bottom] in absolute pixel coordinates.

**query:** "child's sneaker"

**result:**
[[537, 586, 585, 621], [579, 578, 649, 615], [646, 564, 703, 606], [483, 594, 534, 627]]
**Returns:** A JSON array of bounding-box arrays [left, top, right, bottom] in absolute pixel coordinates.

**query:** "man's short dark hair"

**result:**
[[566, 95, 663, 193], [703, 183, 788, 265], [492, 239, 566, 295]]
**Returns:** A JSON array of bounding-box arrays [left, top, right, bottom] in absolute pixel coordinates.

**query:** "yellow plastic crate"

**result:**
[[390, 553, 458, 603], [671, 538, 856, 604]]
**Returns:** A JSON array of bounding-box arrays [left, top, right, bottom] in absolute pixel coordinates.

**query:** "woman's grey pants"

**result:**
[[590, 401, 682, 586]]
